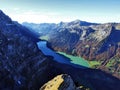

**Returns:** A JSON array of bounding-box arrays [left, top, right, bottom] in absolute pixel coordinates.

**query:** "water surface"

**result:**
[[37, 41, 89, 68]]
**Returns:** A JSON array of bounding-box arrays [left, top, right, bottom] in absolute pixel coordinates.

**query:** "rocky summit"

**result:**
[[40, 74, 76, 90], [0, 10, 120, 90]]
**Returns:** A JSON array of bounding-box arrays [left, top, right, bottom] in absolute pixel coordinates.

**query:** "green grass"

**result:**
[[58, 52, 90, 67], [58, 52, 102, 68], [88, 61, 101, 68], [39, 35, 49, 41], [106, 59, 115, 67]]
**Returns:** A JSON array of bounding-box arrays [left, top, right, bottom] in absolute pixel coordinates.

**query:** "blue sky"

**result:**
[[0, 0, 120, 23]]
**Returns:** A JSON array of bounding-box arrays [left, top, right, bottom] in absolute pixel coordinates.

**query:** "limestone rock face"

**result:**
[[40, 74, 76, 90]]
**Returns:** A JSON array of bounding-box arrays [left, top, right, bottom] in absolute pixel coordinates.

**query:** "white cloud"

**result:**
[[13, 8, 20, 11], [79, 16, 120, 23], [7, 10, 65, 23], [4, 9, 120, 24]]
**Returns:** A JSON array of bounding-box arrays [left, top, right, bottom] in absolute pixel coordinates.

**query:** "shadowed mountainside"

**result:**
[[0, 10, 120, 90]]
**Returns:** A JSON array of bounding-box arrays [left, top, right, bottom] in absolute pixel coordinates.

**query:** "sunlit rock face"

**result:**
[[40, 74, 76, 90]]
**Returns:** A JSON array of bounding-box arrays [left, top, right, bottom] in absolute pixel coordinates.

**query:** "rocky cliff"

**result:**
[[40, 74, 76, 90]]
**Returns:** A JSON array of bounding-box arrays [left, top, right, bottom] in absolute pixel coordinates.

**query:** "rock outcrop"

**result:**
[[40, 74, 76, 90]]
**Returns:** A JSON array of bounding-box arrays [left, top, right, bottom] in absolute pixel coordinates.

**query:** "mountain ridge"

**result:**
[[23, 19, 120, 79], [0, 9, 120, 90]]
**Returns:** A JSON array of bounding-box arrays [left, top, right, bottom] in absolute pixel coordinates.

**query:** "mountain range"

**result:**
[[23, 20, 120, 79], [0, 10, 120, 90]]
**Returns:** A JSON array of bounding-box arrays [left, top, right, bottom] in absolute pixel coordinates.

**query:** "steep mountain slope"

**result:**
[[48, 22, 120, 78], [0, 10, 120, 90], [22, 20, 120, 78], [22, 20, 98, 40], [0, 10, 52, 89]]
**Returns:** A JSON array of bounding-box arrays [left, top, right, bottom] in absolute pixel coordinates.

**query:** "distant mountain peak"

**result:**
[[0, 10, 12, 24], [71, 19, 84, 23], [68, 19, 99, 26]]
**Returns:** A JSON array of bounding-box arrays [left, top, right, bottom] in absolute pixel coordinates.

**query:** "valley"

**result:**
[[1, 0, 120, 90], [23, 20, 120, 79], [0, 9, 120, 90], [58, 52, 89, 67], [37, 41, 88, 68]]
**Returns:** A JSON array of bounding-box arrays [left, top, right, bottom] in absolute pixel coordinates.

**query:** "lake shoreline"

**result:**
[[37, 41, 89, 69]]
